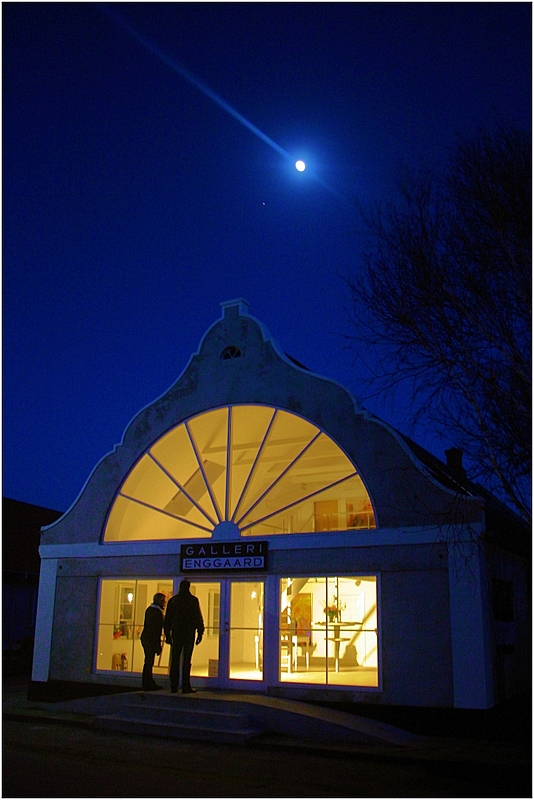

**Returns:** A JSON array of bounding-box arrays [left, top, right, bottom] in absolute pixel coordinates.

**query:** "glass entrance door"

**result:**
[[188, 579, 265, 688], [227, 580, 264, 683], [186, 581, 221, 682]]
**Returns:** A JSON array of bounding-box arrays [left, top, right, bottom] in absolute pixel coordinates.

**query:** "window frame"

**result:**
[[276, 572, 381, 690], [102, 404, 376, 543]]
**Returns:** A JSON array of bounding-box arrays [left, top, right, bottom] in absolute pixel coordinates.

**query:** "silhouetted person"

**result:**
[[140, 592, 166, 691], [164, 579, 204, 694]]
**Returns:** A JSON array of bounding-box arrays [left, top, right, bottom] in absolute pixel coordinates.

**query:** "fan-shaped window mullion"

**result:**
[[231, 408, 277, 523], [185, 421, 223, 523], [235, 431, 322, 527], [119, 493, 213, 533], [148, 452, 218, 528], [239, 471, 358, 532], [104, 404, 375, 541], [225, 407, 232, 520]]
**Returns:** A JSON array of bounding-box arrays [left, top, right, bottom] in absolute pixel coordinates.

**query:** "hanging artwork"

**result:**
[[291, 593, 312, 639]]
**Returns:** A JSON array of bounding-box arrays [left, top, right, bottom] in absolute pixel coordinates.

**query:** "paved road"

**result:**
[[3, 718, 530, 798]]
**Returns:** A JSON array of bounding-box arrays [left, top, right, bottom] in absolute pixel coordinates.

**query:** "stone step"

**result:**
[[111, 699, 258, 730], [123, 693, 253, 714], [82, 691, 426, 746], [95, 693, 266, 743], [96, 712, 265, 744]]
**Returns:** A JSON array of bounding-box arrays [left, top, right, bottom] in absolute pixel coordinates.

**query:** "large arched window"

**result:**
[[104, 405, 375, 541]]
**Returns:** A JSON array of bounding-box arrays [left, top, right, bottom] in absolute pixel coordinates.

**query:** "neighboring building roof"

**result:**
[[398, 434, 472, 496], [399, 434, 530, 552], [3, 498, 63, 573]]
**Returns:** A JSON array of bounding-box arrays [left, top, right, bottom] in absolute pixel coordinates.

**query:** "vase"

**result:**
[[327, 611, 338, 623]]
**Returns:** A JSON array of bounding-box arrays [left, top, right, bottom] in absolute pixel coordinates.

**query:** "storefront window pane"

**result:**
[[279, 576, 378, 687], [228, 582, 264, 681], [96, 579, 173, 675], [189, 581, 221, 678]]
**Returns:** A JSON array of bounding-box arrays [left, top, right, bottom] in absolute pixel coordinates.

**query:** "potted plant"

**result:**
[[324, 597, 346, 623]]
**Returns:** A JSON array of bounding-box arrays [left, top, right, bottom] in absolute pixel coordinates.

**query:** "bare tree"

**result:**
[[345, 124, 531, 523]]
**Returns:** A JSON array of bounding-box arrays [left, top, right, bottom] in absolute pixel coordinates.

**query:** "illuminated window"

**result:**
[[96, 579, 173, 674], [279, 576, 378, 687], [207, 590, 220, 638], [104, 405, 375, 541]]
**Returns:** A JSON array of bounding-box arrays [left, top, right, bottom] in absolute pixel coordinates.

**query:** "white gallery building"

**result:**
[[32, 299, 529, 709]]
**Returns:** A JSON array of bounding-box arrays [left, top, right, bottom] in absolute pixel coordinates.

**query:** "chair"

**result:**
[[296, 635, 313, 669], [280, 633, 298, 672]]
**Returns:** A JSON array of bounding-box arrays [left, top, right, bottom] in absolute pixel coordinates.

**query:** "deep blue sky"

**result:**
[[3, 2, 531, 513]]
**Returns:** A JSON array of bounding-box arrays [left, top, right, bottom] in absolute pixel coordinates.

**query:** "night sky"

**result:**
[[3, 2, 531, 513]]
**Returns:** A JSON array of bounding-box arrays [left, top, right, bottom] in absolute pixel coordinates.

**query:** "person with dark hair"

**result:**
[[140, 592, 166, 691], [164, 580, 204, 694]]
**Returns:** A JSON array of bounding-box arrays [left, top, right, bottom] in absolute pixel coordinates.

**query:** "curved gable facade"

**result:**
[[42, 299, 482, 547]]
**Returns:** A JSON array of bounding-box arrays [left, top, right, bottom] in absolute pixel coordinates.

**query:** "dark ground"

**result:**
[[3, 716, 531, 799], [3, 669, 531, 799]]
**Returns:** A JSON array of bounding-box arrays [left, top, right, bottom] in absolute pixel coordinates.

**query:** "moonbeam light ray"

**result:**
[[103, 5, 291, 161], [102, 6, 348, 202]]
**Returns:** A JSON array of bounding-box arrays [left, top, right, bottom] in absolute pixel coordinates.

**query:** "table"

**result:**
[[317, 621, 361, 672]]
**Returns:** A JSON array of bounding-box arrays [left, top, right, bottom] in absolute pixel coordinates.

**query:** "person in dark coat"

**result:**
[[140, 592, 166, 691], [164, 579, 204, 694]]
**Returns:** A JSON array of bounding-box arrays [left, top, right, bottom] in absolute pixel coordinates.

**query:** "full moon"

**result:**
[[295, 160, 306, 172]]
